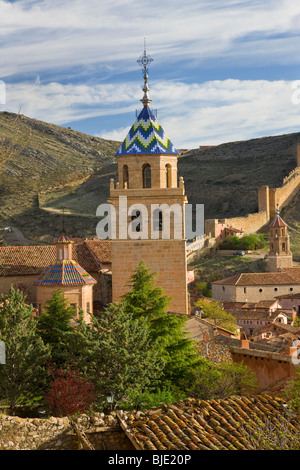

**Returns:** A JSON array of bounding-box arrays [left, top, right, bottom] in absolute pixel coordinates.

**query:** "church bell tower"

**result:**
[[107, 45, 189, 314], [268, 205, 293, 272]]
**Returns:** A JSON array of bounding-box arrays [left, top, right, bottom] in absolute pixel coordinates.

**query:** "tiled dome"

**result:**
[[115, 106, 178, 156], [33, 259, 96, 286]]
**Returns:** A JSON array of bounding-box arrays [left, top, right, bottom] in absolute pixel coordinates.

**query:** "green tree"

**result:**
[[0, 286, 50, 415], [195, 281, 212, 298], [90, 302, 163, 409], [37, 290, 75, 365], [185, 359, 257, 400], [284, 369, 300, 416], [219, 233, 266, 251], [122, 261, 202, 391], [194, 298, 238, 334]]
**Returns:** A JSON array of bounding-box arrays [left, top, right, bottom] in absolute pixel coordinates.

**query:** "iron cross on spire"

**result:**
[[137, 39, 153, 108], [137, 38, 153, 76]]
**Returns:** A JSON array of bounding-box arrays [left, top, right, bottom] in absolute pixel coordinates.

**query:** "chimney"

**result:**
[[240, 333, 249, 349]]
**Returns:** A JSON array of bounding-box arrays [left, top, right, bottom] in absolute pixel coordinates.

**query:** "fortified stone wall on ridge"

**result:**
[[205, 163, 300, 239]]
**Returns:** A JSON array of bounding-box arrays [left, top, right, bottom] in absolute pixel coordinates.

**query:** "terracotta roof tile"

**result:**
[[213, 272, 299, 286], [0, 239, 111, 277], [269, 214, 287, 228], [118, 395, 297, 450]]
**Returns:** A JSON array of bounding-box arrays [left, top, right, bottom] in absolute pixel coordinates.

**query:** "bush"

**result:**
[[44, 364, 96, 417], [219, 233, 266, 251]]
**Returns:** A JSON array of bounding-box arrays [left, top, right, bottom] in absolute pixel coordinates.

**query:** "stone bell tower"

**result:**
[[268, 205, 293, 272], [107, 46, 188, 315]]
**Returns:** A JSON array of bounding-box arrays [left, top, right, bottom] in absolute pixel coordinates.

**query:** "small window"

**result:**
[[70, 303, 77, 314], [259, 288, 263, 293], [274, 287, 278, 292], [244, 287, 247, 294], [123, 165, 129, 188], [290, 287, 294, 292], [142, 164, 151, 188], [282, 242, 286, 251], [86, 302, 90, 313], [165, 164, 172, 188]]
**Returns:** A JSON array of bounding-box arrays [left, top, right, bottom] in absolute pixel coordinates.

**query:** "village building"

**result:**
[[231, 309, 289, 337], [212, 210, 300, 304], [230, 334, 298, 391], [250, 321, 300, 344], [0, 236, 112, 315], [33, 233, 97, 322], [107, 51, 189, 315], [211, 271, 300, 303], [275, 292, 300, 315]]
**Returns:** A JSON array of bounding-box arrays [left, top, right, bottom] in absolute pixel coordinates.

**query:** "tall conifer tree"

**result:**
[[0, 286, 49, 414], [122, 261, 202, 390]]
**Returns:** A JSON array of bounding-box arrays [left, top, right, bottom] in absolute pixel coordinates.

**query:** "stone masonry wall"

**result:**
[[205, 166, 300, 239], [0, 413, 134, 450]]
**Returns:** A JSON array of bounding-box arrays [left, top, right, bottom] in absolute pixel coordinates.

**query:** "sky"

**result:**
[[1, 0, 300, 148]]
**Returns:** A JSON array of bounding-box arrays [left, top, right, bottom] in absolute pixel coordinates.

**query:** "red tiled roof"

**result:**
[[212, 272, 300, 286], [117, 394, 298, 450], [281, 267, 300, 283], [83, 238, 112, 264], [269, 214, 287, 228], [0, 239, 111, 277]]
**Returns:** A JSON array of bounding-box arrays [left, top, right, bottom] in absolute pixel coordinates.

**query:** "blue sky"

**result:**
[[1, 0, 300, 148]]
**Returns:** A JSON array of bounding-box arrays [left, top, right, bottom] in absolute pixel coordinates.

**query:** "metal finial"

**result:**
[[137, 39, 153, 107], [137, 38, 153, 76], [276, 204, 280, 215]]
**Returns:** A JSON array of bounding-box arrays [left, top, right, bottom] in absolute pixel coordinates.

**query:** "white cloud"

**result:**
[[1, 0, 300, 79], [3, 76, 300, 148], [98, 79, 300, 148], [1, 0, 300, 148]]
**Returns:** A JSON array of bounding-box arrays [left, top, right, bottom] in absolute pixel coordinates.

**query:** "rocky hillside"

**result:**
[[0, 111, 119, 243], [0, 111, 299, 244]]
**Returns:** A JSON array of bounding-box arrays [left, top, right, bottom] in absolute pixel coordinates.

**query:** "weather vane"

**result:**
[[137, 38, 153, 76]]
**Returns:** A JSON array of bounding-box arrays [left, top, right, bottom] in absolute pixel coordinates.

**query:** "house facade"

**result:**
[[212, 271, 300, 303]]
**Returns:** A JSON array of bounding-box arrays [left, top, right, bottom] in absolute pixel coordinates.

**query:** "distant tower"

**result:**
[[34, 233, 96, 322], [268, 205, 293, 272], [107, 43, 189, 314]]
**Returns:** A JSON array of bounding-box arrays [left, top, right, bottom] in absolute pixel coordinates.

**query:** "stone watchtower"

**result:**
[[107, 47, 188, 315], [268, 205, 293, 272]]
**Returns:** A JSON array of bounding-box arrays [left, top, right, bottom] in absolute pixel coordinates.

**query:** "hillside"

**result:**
[[179, 133, 299, 218], [0, 111, 299, 244], [0, 111, 120, 243]]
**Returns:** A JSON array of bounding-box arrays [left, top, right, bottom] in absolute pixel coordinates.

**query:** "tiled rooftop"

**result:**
[[115, 106, 178, 156], [269, 213, 287, 228], [118, 394, 298, 450], [212, 271, 300, 286], [33, 260, 96, 287], [232, 309, 287, 321], [0, 239, 111, 277]]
